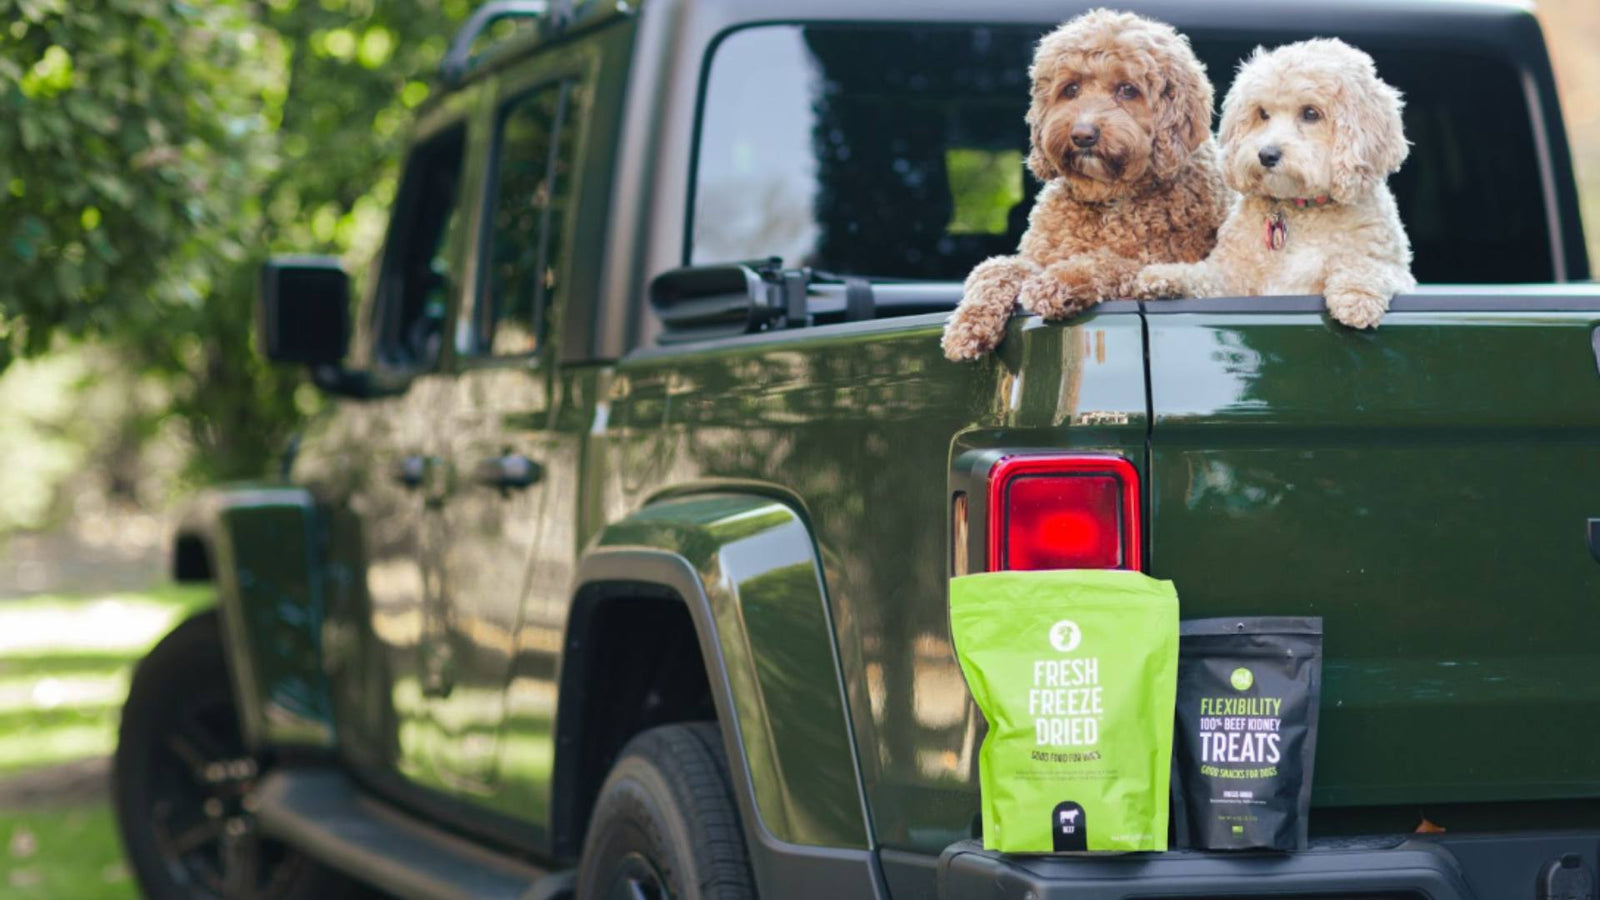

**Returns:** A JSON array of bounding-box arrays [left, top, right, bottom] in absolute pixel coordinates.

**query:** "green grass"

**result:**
[[0, 585, 212, 899], [0, 585, 210, 776], [0, 806, 134, 899], [0, 651, 141, 679]]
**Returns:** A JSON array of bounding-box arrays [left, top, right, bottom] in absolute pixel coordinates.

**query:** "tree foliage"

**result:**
[[1, 0, 473, 482], [0, 0, 269, 361]]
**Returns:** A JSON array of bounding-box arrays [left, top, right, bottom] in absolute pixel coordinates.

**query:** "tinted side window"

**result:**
[[692, 25, 1553, 285], [376, 128, 465, 368], [474, 81, 580, 357]]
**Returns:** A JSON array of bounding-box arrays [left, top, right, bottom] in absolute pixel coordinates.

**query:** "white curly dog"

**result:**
[[1137, 38, 1414, 328]]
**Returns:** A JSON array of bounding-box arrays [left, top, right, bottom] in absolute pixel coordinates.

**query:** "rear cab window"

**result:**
[[692, 26, 1036, 281], [690, 24, 1556, 286]]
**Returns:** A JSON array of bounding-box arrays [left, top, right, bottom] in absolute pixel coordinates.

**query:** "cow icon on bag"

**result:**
[[1051, 801, 1088, 852]]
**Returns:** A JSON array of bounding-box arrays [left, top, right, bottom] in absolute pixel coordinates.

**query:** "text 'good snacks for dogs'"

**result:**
[[950, 569, 1179, 852]]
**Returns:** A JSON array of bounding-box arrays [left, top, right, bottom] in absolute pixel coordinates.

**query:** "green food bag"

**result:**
[[950, 569, 1179, 853]]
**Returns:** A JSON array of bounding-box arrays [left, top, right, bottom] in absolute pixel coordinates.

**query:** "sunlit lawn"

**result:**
[[2, 807, 131, 898], [0, 585, 211, 898]]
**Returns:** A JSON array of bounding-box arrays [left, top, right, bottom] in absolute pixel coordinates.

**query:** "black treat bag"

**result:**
[[1173, 617, 1323, 851]]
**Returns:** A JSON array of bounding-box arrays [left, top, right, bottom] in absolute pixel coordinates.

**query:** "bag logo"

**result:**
[[1230, 667, 1254, 691], [1049, 620, 1082, 653], [1051, 801, 1088, 851]]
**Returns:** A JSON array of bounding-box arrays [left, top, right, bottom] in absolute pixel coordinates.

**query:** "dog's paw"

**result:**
[[1018, 269, 1096, 320], [1135, 265, 1186, 299], [941, 304, 1004, 361], [1325, 287, 1387, 330]]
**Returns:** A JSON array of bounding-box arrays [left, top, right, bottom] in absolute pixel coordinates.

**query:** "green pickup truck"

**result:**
[[113, 0, 1600, 898]]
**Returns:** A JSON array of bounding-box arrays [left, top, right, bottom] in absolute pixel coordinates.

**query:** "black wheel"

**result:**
[[112, 611, 348, 900], [576, 723, 756, 900]]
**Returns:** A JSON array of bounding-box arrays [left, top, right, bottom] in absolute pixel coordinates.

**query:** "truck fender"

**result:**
[[172, 485, 335, 752], [558, 492, 884, 899]]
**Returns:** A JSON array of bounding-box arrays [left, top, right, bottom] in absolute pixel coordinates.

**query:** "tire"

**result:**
[[112, 611, 350, 900], [576, 722, 756, 900]]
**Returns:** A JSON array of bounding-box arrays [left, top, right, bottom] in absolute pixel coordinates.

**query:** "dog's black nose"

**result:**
[[1258, 145, 1282, 168], [1071, 123, 1100, 149]]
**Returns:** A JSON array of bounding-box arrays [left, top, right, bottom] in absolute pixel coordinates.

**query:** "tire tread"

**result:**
[[578, 721, 756, 900]]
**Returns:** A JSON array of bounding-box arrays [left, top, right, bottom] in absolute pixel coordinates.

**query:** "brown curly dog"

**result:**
[[941, 9, 1229, 362]]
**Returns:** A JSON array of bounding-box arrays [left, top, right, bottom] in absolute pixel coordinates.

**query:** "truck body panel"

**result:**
[[1146, 292, 1600, 811], [602, 309, 1150, 853]]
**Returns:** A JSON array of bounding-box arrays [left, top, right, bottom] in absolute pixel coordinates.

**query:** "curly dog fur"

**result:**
[[1136, 39, 1415, 328], [942, 9, 1228, 362]]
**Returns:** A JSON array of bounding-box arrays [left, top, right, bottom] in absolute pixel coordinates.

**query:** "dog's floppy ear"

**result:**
[[1150, 37, 1214, 179], [1217, 47, 1267, 153], [1329, 44, 1408, 203], [1026, 100, 1061, 182], [1025, 50, 1063, 182]]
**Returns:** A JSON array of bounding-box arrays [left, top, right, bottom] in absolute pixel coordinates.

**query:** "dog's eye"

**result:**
[[1257, 107, 1269, 121], [1114, 82, 1140, 101], [1300, 106, 1322, 123], [1061, 82, 1081, 99]]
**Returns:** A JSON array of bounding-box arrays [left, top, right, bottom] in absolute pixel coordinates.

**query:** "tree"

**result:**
[[0, 0, 473, 483], [0, 0, 270, 364]]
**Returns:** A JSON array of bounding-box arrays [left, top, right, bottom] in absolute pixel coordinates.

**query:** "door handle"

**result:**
[[396, 454, 427, 488], [474, 454, 542, 490]]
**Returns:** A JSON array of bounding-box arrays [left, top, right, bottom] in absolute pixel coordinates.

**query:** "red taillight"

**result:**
[[986, 455, 1140, 571]]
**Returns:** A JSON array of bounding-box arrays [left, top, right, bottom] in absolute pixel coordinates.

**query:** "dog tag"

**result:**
[[1265, 211, 1287, 251]]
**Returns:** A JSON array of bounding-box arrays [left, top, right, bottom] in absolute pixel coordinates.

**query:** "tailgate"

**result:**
[[1145, 293, 1600, 810]]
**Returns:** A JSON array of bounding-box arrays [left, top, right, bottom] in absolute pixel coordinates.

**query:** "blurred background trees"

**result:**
[[0, 0, 473, 553]]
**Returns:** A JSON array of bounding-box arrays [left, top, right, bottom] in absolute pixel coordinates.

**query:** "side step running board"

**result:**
[[253, 768, 571, 900]]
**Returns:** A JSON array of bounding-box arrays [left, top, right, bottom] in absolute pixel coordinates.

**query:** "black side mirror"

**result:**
[[257, 256, 350, 365]]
